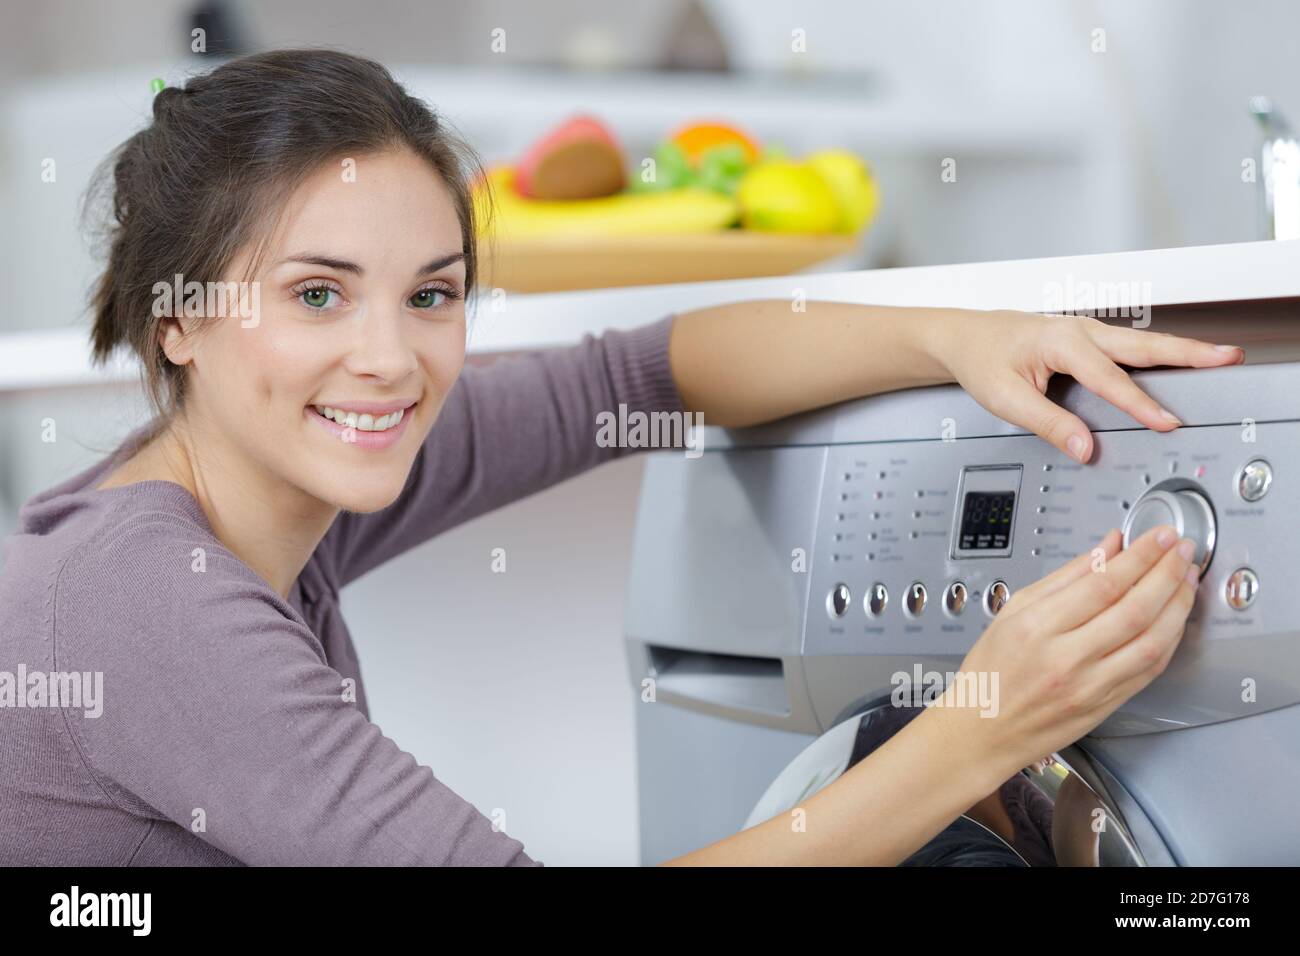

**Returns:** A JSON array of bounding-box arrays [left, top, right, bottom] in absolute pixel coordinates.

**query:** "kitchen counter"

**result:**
[[3, 238, 1299, 394]]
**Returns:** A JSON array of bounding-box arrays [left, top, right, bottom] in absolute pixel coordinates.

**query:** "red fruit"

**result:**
[[514, 114, 627, 200]]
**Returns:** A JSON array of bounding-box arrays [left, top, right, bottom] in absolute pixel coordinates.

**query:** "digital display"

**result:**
[[958, 491, 1016, 550]]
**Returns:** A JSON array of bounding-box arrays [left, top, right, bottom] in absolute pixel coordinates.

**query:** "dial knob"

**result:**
[[1122, 479, 1216, 576]]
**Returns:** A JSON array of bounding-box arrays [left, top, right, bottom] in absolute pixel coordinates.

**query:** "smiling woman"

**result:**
[[0, 48, 1245, 869], [1, 49, 691, 866]]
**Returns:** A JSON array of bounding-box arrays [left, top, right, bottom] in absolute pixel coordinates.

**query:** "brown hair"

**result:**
[[85, 48, 491, 417]]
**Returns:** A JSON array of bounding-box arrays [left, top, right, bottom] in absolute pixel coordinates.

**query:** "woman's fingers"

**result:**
[[1001, 528, 1121, 617], [1086, 321, 1244, 370], [985, 374, 1095, 462], [1098, 572, 1197, 696], [1071, 533, 1196, 661], [1057, 346, 1182, 433], [1031, 524, 1182, 636]]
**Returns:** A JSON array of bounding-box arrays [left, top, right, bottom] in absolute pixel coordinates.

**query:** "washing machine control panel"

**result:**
[[805, 422, 1295, 688]]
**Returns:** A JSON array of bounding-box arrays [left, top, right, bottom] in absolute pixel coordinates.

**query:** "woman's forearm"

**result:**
[[662, 695, 1013, 866], [667, 299, 961, 427]]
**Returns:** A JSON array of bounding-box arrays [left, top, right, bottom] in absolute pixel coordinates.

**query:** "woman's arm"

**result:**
[[663, 690, 1010, 866], [665, 523, 1199, 866], [667, 300, 1243, 460]]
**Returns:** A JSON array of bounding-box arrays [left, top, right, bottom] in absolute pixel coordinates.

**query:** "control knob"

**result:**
[[1121, 478, 1216, 576]]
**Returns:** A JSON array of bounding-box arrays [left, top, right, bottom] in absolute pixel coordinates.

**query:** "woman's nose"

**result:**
[[341, 304, 420, 383]]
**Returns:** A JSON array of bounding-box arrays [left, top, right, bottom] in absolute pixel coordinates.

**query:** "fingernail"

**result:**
[[1214, 344, 1240, 352], [1159, 407, 1182, 426], [1185, 565, 1200, 586], [1067, 434, 1088, 461], [1177, 538, 1195, 561], [1156, 526, 1176, 548]]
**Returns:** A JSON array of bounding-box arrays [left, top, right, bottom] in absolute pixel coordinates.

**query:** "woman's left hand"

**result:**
[[930, 311, 1244, 462]]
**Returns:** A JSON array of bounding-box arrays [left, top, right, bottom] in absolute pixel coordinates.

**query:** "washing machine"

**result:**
[[625, 308, 1300, 866]]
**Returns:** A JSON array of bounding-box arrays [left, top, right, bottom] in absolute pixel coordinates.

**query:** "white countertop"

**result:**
[[3, 238, 1297, 394]]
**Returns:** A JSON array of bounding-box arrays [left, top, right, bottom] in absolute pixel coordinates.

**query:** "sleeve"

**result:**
[[321, 313, 686, 587], [55, 522, 541, 866]]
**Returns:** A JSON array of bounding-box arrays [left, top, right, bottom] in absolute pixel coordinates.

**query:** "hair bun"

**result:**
[[151, 85, 188, 121]]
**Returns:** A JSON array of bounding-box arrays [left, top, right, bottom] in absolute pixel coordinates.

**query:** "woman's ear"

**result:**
[[158, 317, 195, 367]]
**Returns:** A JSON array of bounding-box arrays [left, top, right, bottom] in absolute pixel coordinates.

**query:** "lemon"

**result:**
[[804, 149, 879, 234], [736, 160, 840, 234]]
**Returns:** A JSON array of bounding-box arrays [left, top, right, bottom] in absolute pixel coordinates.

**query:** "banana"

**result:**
[[473, 166, 738, 240]]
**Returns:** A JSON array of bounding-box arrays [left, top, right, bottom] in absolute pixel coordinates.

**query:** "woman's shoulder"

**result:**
[[20, 482, 317, 660], [0, 481, 329, 763], [13, 476, 226, 585]]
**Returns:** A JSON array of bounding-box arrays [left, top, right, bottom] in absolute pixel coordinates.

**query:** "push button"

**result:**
[[865, 582, 889, 618], [1238, 460, 1273, 502], [986, 580, 1011, 616], [1225, 568, 1259, 610], [904, 582, 927, 617], [944, 581, 968, 616], [827, 583, 851, 619]]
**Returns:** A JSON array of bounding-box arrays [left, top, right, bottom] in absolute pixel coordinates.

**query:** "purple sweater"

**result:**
[[0, 315, 682, 866]]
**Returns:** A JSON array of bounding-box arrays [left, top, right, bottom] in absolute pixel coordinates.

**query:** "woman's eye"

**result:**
[[409, 288, 448, 309], [299, 288, 338, 310]]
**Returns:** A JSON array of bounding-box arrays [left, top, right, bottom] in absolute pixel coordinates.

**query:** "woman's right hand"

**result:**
[[939, 524, 1199, 785], [668, 523, 1200, 866]]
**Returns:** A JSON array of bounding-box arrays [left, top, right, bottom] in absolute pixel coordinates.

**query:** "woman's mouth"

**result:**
[[305, 401, 416, 450]]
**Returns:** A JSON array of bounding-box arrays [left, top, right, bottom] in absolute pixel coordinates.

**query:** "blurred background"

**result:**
[[6, 0, 1300, 334], [2, 0, 1298, 864]]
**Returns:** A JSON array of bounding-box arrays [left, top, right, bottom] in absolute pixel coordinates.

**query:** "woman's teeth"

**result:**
[[313, 406, 405, 431]]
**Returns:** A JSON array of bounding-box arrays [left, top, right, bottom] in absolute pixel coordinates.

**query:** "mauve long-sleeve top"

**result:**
[[0, 314, 683, 865]]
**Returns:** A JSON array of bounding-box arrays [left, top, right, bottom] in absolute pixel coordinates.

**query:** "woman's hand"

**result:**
[[672, 525, 1198, 867], [931, 524, 1199, 786], [926, 311, 1244, 462]]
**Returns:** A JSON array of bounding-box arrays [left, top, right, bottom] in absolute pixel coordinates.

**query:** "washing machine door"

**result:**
[[744, 703, 1150, 866]]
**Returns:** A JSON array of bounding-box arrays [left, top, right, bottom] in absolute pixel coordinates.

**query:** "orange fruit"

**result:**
[[669, 121, 761, 166]]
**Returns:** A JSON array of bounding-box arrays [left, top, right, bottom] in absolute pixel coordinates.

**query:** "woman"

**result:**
[[0, 49, 1238, 866]]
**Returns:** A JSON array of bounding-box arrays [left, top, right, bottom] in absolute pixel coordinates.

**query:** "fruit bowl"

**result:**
[[470, 123, 877, 293], [475, 230, 861, 293]]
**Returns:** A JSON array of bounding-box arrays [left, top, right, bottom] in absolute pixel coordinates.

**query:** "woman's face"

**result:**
[[173, 148, 468, 514]]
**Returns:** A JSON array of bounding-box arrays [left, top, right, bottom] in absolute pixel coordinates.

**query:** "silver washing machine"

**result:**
[[625, 323, 1300, 866]]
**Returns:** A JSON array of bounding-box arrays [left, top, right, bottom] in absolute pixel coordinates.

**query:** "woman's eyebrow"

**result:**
[[414, 252, 466, 276], [279, 254, 363, 274], [275, 252, 465, 277]]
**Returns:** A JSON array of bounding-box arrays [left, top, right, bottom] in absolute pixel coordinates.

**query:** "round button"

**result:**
[[904, 582, 927, 617], [827, 583, 851, 619], [866, 582, 889, 617], [1238, 460, 1273, 502], [1225, 568, 1259, 610], [1121, 480, 1216, 576], [986, 580, 1011, 616], [944, 581, 968, 616]]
